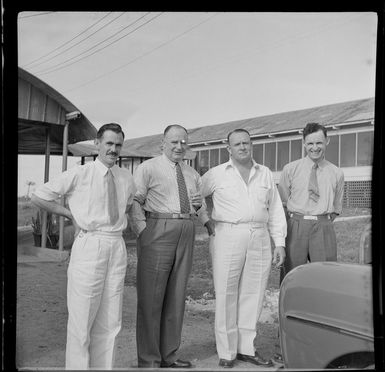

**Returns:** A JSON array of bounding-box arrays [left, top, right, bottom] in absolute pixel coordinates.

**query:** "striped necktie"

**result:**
[[106, 169, 119, 225], [176, 162, 190, 214], [308, 163, 320, 203]]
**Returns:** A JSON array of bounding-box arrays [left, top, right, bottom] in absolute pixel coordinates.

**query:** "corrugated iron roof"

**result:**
[[122, 133, 197, 159], [68, 140, 152, 158], [18, 67, 98, 155], [122, 98, 374, 150], [187, 97, 375, 144]]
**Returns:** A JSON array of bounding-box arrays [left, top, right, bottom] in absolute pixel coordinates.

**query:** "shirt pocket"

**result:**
[[216, 181, 239, 199], [252, 185, 270, 205]]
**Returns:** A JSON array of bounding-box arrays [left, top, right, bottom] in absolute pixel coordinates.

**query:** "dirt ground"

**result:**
[[16, 257, 280, 371]]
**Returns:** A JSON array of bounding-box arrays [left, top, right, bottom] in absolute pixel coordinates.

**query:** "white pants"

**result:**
[[210, 222, 272, 360], [65, 230, 127, 370]]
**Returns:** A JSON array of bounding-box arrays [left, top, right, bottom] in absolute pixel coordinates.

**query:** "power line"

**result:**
[[22, 12, 114, 68], [34, 12, 159, 76], [126, 13, 369, 98], [64, 13, 219, 94]]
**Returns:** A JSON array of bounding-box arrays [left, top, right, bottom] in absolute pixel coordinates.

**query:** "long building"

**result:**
[[122, 97, 374, 208]]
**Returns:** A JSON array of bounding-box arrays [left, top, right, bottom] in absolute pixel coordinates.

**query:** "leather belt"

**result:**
[[146, 212, 193, 220], [289, 212, 331, 221]]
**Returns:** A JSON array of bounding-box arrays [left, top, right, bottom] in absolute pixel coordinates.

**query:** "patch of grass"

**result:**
[[339, 207, 371, 217], [335, 216, 371, 263], [18, 199, 39, 226]]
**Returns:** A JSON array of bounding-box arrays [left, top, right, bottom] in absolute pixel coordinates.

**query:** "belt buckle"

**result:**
[[304, 215, 318, 220]]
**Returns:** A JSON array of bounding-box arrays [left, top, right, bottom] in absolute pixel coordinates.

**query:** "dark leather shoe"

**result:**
[[219, 359, 234, 368], [237, 352, 273, 367], [161, 359, 193, 368]]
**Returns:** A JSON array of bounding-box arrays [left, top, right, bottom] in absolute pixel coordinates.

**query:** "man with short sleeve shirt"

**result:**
[[32, 123, 136, 370], [129, 124, 211, 368], [201, 128, 286, 368], [278, 122, 344, 280]]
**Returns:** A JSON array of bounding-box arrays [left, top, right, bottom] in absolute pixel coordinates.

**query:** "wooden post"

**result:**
[[58, 120, 69, 251], [41, 126, 51, 248]]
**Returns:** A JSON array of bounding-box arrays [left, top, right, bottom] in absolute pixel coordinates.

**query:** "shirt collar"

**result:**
[[94, 158, 117, 176], [162, 153, 182, 168], [226, 158, 260, 170], [305, 155, 327, 169]]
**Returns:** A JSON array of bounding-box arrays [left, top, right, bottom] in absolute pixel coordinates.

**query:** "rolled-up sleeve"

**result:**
[[267, 173, 287, 247], [127, 164, 148, 236], [195, 174, 209, 225], [277, 165, 290, 208], [33, 166, 78, 201], [201, 170, 214, 199]]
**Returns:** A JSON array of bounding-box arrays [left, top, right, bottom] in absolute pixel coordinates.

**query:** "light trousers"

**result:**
[[210, 222, 272, 360], [66, 230, 127, 370]]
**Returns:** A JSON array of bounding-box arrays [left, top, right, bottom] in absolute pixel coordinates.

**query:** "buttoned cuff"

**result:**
[[273, 238, 286, 248]]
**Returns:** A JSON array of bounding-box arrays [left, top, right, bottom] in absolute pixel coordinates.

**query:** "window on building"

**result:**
[[357, 131, 374, 166], [253, 144, 263, 164], [277, 141, 289, 170], [326, 135, 339, 166], [265, 142, 276, 171], [198, 150, 209, 175], [290, 139, 302, 161], [210, 149, 219, 168], [340, 133, 356, 167], [220, 147, 229, 163]]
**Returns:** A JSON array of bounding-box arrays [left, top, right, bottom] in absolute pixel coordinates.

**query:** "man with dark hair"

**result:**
[[201, 128, 286, 368], [31, 123, 136, 370], [278, 122, 344, 279], [273, 122, 344, 364], [129, 124, 212, 368]]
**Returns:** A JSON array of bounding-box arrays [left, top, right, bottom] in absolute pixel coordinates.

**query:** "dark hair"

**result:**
[[227, 128, 251, 143], [96, 123, 125, 139], [163, 124, 188, 136], [302, 122, 327, 139]]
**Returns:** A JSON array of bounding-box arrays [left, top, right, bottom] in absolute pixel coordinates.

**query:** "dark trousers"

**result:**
[[136, 218, 195, 368], [280, 214, 337, 283]]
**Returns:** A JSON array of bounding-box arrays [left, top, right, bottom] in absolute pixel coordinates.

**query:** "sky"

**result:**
[[17, 11, 378, 197]]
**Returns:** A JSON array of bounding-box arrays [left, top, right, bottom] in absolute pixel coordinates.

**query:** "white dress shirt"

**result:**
[[33, 158, 136, 232], [201, 159, 287, 247]]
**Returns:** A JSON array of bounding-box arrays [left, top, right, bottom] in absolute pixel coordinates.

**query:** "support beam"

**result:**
[[58, 120, 69, 251], [41, 127, 51, 249]]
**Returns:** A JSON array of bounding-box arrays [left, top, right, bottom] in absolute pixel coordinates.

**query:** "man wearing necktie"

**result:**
[[129, 124, 211, 368], [31, 123, 136, 370], [278, 122, 344, 278], [274, 122, 344, 364]]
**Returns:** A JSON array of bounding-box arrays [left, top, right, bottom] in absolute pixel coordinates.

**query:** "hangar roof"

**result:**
[[123, 97, 374, 151], [18, 67, 97, 155]]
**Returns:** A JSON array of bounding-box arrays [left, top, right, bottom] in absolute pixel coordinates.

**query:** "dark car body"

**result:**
[[279, 262, 374, 369]]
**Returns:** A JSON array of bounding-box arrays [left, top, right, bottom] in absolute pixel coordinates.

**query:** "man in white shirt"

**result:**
[[201, 128, 286, 368], [31, 123, 136, 370]]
